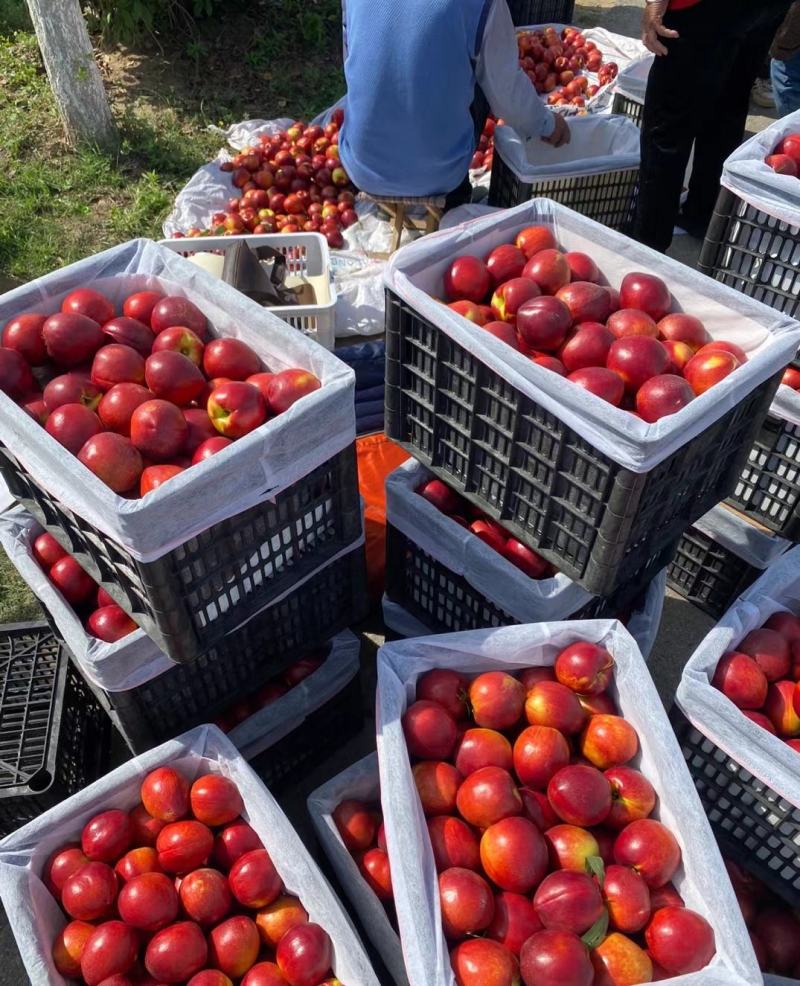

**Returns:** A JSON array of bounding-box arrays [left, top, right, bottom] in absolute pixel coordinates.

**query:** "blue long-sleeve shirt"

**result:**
[[339, 0, 556, 198]]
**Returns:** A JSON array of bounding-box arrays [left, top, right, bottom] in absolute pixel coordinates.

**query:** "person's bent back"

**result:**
[[339, 0, 568, 200]]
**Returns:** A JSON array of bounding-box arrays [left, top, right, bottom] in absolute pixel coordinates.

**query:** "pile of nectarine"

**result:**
[[517, 26, 617, 109], [726, 856, 800, 976], [765, 132, 800, 179], [471, 117, 497, 173], [49, 765, 344, 985], [418, 477, 553, 579], [442, 224, 748, 421], [177, 109, 357, 249], [339, 644, 716, 986], [712, 610, 800, 748], [0, 285, 321, 498]]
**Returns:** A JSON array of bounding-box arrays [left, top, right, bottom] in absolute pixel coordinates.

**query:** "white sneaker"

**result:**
[[751, 77, 776, 108]]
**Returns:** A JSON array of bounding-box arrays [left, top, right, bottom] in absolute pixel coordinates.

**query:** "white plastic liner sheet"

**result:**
[[0, 238, 355, 562], [494, 113, 640, 182], [386, 458, 593, 622], [308, 752, 409, 986], [384, 198, 800, 473], [692, 504, 791, 571], [0, 725, 381, 986], [376, 621, 759, 986], [677, 545, 800, 810], [614, 53, 654, 104], [722, 109, 800, 229]]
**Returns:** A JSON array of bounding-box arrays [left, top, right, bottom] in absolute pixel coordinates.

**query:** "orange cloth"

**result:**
[[356, 433, 410, 599]]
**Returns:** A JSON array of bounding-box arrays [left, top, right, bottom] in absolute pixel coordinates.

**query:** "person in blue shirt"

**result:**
[[338, 0, 570, 205]]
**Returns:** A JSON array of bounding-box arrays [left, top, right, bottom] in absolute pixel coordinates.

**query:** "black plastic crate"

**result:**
[[384, 524, 670, 634], [667, 524, 761, 620], [385, 290, 779, 597], [251, 671, 364, 792], [724, 409, 800, 539], [672, 707, 800, 909], [0, 443, 361, 666], [0, 623, 110, 836], [508, 0, 575, 25], [54, 546, 368, 754], [699, 187, 800, 318], [487, 149, 639, 232], [611, 91, 643, 127]]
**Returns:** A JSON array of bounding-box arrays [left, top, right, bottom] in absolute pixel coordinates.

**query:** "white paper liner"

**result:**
[[375, 621, 758, 986], [0, 725, 381, 986]]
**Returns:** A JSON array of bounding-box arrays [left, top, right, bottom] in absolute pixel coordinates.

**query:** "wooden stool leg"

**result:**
[[391, 204, 405, 252], [425, 207, 442, 236]]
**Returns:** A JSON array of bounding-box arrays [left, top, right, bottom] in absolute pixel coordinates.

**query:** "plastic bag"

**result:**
[[375, 621, 758, 986], [692, 504, 790, 572], [307, 752, 410, 986], [721, 109, 800, 229], [676, 545, 800, 809], [0, 239, 355, 562], [386, 459, 593, 621], [614, 53, 654, 104], [384, 198, 800, 474], [494, 114, 640, 182], [357, 435, 411, 598], [0, 725, 381, 986]]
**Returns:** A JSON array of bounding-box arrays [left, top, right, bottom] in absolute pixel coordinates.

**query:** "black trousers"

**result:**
[[633, 0, 791, 253]]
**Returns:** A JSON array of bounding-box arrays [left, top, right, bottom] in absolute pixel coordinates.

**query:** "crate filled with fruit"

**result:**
[[0, 505, 364, 760], [0, 725, 380, 985], [374, 622, 757, 986], [700, 110, 800, 320], [676, 545, 800, 906], [516, 25, 618, 112], [667, 503, 790, 620], [383, 459, 667, 648], [384, 199, 800, 596], [0, 238, 361, 665], [308, 753, 409, 986]]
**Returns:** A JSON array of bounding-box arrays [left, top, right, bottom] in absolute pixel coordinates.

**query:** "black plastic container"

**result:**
[[699, 187, 800, 319], [384, 524, 670, 634], [487, 149, 639, 232], [725, 406, 800, 539], [508, 0, 575, 25], [611, 91, 643, 127], [0, 443, 361, 666], [250, 672, 364, 792], [48, 547, 368, 754], [667, 524, 762, 620], [672, 706, 800, 908], [0, 623, 110, 836], [384, 289, 780, 596]]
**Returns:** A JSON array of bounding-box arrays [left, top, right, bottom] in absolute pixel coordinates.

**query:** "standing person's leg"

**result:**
[[683, 4, 789, 231], [633, 3, 722, 252], [773, 51, 800, 114]]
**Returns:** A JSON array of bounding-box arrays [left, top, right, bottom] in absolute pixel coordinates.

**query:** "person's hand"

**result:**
[[642, 0, 678, 56], [542, 112, 570, 148]]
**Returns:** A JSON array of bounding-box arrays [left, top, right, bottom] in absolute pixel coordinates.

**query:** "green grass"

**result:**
[[0, 550, 40, 624]]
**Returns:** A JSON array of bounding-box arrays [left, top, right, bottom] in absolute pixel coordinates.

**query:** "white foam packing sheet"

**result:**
[[384, 198, 800, 474], [375, 621, 758, 986], [382, 566, 667, 662], [0, 725, 381, 986], [0, 238, 355, 563], [721, 108, 800, 230], [677, 545, 800, 810], [0, 506, 365, 706], [494, 113, 640, 182], [307, 751, 410, 986], [691, 503, 791, 571], [386, 458, 593, 622], [613, 53, 654, 104]]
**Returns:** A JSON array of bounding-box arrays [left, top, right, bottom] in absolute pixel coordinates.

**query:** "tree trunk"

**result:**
[[26, 0, 117, 150]]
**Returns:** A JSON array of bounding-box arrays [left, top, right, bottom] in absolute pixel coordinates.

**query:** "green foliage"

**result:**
[[82, 0, 224, 42], [0, 0, 30, 33]]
